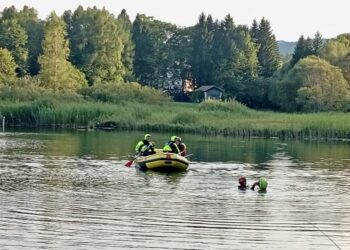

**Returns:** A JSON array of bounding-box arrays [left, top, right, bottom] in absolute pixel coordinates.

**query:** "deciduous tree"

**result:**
[[132, 14, 177, 88], [0, 48, 17, 83], [270, 56, 349, 112], [39, 12, 87, 92], [0, 16, 28, 75], [117, 9, 135, 82], [68, 6, 125, 85]]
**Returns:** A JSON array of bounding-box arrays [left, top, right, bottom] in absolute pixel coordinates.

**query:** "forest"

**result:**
[[0, 5, 350, 113]]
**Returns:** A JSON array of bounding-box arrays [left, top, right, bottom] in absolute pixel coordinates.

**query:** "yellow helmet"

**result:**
[[171, 135, 177, 141], [144, 134, 151, 140]]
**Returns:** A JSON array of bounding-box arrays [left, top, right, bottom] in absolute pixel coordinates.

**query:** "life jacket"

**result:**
[[163, 141, 180, 153], [135, 139, 152, 154]]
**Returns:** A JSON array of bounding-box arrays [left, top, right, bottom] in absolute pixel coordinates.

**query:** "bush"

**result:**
[[198, 99, 252, 115], [0, 77, 84, 103]]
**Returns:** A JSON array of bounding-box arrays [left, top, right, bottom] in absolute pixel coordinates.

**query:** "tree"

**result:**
[[312, 31, 323, 55], [190, 13, 215, 85], [117, 9, 135, 82], [39, 12, 87, 92], [250, 19, 259, 42], [337, 54, 350, 84], [132, 14, 177, 88], [290, 35, 313, 68], [319, 33, 350, 83], [0, 18, 28, 76], [17, 6, 44, 75], [253, 18, 281, 78], [290, 32, 324, 69], [319, 34, 350, 64], [166, 26, 193, 97], [0, 6, 17, 19], [270, 56, 349, 112], [211, 16, 259, 106], [0, 48, 17, 83], [68, 6, 125, 85], [0, 6, 43, 76]]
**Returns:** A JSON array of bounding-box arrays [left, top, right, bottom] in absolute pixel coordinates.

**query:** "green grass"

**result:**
[[1, 98, 350, 139]]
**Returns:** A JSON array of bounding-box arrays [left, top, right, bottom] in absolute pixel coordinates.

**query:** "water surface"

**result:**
[[0, 130, 349, 249]]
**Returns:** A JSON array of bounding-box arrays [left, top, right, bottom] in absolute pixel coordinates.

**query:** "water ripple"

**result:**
[[1, 143, 350, 249]]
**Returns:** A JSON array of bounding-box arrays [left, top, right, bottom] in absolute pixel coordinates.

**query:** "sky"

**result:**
[[1, 0, 349, 41]]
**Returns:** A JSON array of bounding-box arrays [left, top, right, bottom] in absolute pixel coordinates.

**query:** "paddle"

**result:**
[[183, 153, 193, 158], [178, 152, 193, 158], [125, 152, 143, 167], [125, 144, 152, 167], [125, 159, 134, 167]]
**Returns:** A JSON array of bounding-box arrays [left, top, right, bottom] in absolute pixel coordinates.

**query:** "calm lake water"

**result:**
[[1, 130, 350, 250]]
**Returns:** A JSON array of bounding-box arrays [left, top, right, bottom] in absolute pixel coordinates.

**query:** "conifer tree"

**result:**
[[191, 13, 215, 85], [250, 19, 259, 42], [132, 14, 176, 88], [312, 31, 323, 55], [290, 35, 315, 68], [290, 35, 306, 68], [166, 25, 193, 92], [254, 18, 281, 77], [132, 14, 158, 86], [213, 16, 259, 102]]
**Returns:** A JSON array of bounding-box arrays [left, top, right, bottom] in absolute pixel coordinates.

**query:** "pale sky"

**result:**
[[1, 0, 349, 41]]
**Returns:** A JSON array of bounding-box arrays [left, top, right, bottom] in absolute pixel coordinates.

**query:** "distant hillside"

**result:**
[[278, 41, 297, 55]]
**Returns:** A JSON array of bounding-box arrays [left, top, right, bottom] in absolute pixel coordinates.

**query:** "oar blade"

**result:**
[[125, 160, 133, 167]]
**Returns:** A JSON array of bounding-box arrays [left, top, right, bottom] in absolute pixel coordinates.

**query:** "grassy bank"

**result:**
[[1, 98, 350, 139]]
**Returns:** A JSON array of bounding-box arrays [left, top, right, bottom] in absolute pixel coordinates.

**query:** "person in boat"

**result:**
[[251, 177, 268, 192], [134, 134, 155, 156], [163, 135, 181, 154], [177, 137, 187, 156], [238, 176, 248, 190]]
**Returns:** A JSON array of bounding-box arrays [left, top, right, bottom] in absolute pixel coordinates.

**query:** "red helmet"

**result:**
[[238, 176, 247, 185]]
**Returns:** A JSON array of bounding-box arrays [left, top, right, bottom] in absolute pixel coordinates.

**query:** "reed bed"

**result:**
[[1, 98, 350, 139]]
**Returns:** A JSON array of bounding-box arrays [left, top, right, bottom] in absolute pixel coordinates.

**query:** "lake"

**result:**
[[0, 130, 349, 249]]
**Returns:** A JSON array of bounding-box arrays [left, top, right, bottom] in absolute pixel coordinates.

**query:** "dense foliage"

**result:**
[[270, 56, 349, 112], [38, 12, 87, 92], [0, 48, 17, 83], [0, 5, 349, 113]]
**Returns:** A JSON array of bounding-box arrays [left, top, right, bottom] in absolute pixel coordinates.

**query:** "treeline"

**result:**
[[0, 6, 168, 104], [0, 5, 350, 112]]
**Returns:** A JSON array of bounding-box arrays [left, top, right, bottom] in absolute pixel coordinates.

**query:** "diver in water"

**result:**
[[238, 176, 248, 190], [251, 177, 268, 192]]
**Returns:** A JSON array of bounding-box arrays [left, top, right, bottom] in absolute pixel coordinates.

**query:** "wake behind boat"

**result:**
[[134, 149, 189, 171]]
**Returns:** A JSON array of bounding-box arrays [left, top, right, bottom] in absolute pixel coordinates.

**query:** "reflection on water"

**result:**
[[0, 131, 350, 249]]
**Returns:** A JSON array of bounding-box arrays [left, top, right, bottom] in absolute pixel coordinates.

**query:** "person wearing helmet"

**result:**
[[251, 177, 268, 192], [163, 135, 181, 154], [177, 137, 187, 156], [238, 176, 248, 190], [134, 134, 155, 156]]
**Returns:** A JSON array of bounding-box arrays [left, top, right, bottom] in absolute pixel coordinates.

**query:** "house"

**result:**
[[194, 85, 223, 101]]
